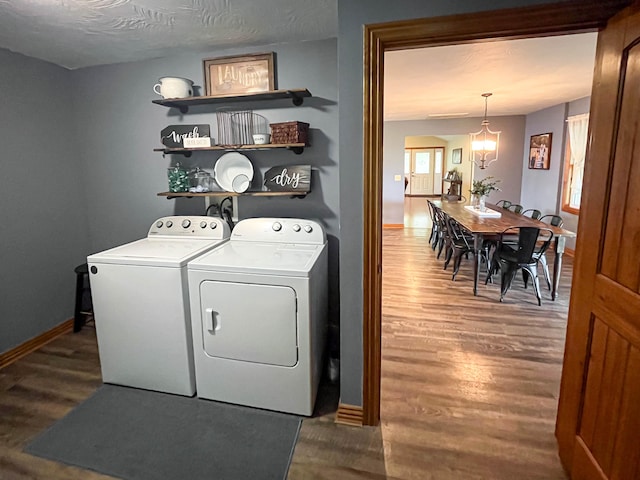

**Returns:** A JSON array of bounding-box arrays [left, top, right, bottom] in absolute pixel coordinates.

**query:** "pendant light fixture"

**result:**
[[470, 93, 500, 169]]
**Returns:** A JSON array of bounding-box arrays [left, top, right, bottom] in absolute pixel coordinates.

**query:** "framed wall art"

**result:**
[[529, 133, 552, 170], [452, 147, 462, 164], [203, 52, 275, 97]]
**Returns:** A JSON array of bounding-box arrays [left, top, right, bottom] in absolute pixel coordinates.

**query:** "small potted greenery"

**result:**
[[470, 176, 500, 210]]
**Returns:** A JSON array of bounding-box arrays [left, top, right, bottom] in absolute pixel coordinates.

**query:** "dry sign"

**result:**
[[264, 165, 311, 193]]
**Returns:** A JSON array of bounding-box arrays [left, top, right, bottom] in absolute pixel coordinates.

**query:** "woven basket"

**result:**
[[269, 121, 310, 145]]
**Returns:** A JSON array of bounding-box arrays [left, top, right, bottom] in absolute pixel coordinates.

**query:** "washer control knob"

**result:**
[[200, 221, 207, 228], [155, 221, 163, 228], [166, 220, 173, 228], [304, 224, 313, 233], [292, 224, 301, 232], [210, 222, 217, 229], [272, 222, 282, 232], [181, 219, 191, 228]]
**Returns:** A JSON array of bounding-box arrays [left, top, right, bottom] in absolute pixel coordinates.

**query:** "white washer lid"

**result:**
[[188, 241, 325, 276], [88, 237, 228, 268]]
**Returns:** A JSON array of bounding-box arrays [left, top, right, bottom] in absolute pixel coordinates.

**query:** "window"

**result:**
[[414, 151, 431, 174], [562, 113, 589, 214], [434, 148, 443, 174], [404, 150, 410, 176]]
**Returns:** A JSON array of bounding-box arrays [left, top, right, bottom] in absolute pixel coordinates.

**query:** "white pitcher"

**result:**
[[153, 77, 194, 99]]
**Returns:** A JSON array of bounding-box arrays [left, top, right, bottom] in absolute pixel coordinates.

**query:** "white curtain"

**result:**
[[567, 113, 590, 194]]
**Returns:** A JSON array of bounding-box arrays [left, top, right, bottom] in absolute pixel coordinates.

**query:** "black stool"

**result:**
[[74, 263, 93, 332]]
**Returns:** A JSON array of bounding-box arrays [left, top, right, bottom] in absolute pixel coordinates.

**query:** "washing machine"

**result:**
[[187, 217, 328, 416], [87, 216, 230, 396]]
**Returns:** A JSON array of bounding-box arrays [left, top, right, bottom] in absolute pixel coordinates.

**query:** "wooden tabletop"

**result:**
[[432, 200, 576, 238]]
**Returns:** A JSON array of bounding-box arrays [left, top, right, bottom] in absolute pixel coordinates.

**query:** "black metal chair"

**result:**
[[540, 214, 564, 227], [495, 200, 512, 209], [507, 204, 524, 214], [536, 214, 564, 289], [485, 226, 554, 305], [426, 200, 439, 247], [432, 205, 448, 256], [522, 208, 542, 220], [443, 216, 474, 280]]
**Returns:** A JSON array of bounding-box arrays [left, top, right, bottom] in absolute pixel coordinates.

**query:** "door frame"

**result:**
[[361, 0, 631, 426]]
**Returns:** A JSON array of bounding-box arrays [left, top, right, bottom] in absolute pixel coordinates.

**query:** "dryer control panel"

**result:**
[[147, 216, 231, 239], [230, 218, 326, 244]]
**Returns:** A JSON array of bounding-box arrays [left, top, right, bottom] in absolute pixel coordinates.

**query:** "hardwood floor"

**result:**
[[0, 211, 572, 479], [378, 227, 570, 480]]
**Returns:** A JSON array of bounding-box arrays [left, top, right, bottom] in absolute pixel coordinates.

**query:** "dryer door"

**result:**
[[199, 280, 298, 366]]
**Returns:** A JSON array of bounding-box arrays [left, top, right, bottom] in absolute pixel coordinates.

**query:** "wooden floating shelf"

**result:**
[[157, 191, 309, 199], [154, 143, 306, 156], [152, 89, 312, 112]]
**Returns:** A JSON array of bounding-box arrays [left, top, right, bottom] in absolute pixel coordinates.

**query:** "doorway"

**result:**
[[404, 147, 443, 196], [360, 0, 627, 428]]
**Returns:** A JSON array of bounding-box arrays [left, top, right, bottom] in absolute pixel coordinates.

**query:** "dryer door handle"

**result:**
[[205, 308, 220, 333]]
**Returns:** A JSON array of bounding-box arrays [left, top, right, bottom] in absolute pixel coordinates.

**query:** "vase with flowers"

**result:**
[[470, 176, 501, 211]]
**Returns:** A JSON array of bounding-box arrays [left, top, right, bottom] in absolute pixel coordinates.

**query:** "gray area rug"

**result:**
[[25, 384, 301, 480]]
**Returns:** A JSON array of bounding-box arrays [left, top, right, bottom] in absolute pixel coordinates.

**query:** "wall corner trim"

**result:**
[[335, 403, 364, 426], [0, 319, 74, 369]]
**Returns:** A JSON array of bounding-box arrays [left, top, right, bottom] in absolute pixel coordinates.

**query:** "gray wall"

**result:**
[[338, 0, 565, 406], [383, 117, 526, 224], [0, 49, 90, 353], [72, 39, 338, 257]]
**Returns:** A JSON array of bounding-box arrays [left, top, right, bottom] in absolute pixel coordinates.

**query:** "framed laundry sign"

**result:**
[[264, 165, 311, 193], [203, 52, 275, 96], [161, 125, 210, 148]]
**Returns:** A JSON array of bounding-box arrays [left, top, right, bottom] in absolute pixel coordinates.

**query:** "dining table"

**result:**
[[432, 200, 577, 300]]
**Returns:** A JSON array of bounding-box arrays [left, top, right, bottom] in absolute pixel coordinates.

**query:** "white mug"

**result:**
[[153, 77, 194, 99]]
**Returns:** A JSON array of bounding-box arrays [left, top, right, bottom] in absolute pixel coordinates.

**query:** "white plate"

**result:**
[[213, 152, 254, 193]]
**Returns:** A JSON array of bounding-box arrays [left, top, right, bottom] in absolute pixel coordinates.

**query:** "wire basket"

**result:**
[[216, 110, 269, 145]]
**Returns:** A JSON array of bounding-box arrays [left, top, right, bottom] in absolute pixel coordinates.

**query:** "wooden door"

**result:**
[[556, 3, 640, 479]]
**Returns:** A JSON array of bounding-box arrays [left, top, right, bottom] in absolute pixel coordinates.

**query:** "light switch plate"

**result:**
[[394, 175, 402, 181]]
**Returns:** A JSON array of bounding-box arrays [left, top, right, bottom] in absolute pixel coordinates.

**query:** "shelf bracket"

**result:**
[[288, 91, 305, 106], [289, 146, 304, 155], [165, 194, 194, 200]]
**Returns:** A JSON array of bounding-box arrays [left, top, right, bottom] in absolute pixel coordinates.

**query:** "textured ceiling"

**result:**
[[384, 33, 598, 119], [0, 0, 337, 69], [0, 3, 596, 119]]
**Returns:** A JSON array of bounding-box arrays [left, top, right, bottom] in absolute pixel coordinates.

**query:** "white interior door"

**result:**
[[409, 149, 433, 195]]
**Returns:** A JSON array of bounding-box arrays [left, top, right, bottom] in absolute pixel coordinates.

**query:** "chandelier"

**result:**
[[470, 93, 500, 169]]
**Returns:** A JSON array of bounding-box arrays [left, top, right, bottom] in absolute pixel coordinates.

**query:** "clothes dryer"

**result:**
[[187, 217, 328, 415], [88, 216, 230, 396]]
